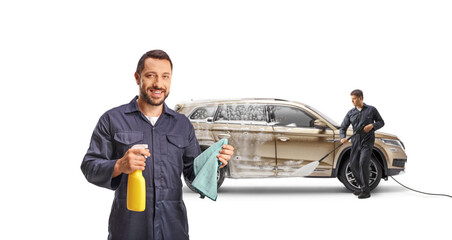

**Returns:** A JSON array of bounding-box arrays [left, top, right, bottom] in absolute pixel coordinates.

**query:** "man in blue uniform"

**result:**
[[340, 89, 384, 199], [81, 50, 234, 239]]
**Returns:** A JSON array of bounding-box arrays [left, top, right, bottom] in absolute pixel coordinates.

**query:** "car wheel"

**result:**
[[184, 166, 227, 193], [184, 176, 198, 193], [216, 166, 226, 189], [338, 156, 382, 192]]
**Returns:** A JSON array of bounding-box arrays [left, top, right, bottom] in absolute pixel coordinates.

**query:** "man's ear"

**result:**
[[134, 72, 140, 85]]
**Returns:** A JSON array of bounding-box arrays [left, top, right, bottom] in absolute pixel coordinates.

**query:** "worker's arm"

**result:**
[[372, 107, 385, 131], [340, 111, 351, 143], [81, 114, 124, 190], [364, 106, 385, 133]]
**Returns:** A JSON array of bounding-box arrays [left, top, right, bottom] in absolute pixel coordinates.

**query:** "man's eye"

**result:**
[[163, 75, 170, 79]]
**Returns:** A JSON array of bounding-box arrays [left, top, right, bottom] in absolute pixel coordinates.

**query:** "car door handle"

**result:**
[[218, 134, 231, 139], [278, 137, 290, 142]]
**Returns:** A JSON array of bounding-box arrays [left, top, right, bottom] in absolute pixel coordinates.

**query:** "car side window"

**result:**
[[215, 104, 266, 122], [189, 106, 217, 121], [269, 105, 314, 127]]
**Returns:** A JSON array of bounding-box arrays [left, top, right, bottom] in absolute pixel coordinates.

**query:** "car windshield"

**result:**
[[304, 105, 340, 128]]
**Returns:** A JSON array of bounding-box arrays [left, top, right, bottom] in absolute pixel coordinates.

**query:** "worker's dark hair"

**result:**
[[350, 89, 363, 99], [136, 50, 173, 74]]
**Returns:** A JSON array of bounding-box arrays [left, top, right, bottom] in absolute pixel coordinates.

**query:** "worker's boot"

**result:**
[[353, 189, 362, 196], [358, 191, 371, 199]]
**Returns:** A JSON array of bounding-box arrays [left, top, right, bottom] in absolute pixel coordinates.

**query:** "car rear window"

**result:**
[[189, 106, 217, 120]]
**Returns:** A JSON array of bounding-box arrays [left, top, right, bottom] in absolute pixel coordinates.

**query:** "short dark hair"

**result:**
[[136, 49, 173, 74], [350, 89, 363, 98]]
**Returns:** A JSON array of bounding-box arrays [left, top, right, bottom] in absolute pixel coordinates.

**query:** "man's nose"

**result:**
[[150, 75, 162, 86], [153, 75, 161, 83], [152, 79, 164, 88]]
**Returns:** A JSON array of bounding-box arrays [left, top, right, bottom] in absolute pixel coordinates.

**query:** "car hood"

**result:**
[[375, 131, 399, 140]]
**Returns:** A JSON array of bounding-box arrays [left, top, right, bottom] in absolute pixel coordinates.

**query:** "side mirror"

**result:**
[[313, 119, 327, 130], [206, 117, 213, 122]]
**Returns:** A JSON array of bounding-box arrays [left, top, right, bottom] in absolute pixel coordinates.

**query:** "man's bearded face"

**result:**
[[136, 58, 172, 106]]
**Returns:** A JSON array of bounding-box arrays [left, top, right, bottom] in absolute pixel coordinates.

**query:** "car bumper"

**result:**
[[387, 158, 407, 176]]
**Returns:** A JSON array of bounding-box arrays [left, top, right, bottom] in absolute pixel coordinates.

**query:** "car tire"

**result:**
[[184, 166, 227, 193], [338, 155, 382, 192]]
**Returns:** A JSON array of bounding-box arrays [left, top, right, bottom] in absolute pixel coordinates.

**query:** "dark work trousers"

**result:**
[[350, 134, 375, 192]]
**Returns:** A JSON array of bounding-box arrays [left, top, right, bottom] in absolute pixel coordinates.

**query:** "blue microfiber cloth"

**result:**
[[192, 138, 229, 201]]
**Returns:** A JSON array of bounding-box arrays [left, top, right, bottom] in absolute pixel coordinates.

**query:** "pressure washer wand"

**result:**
[[292, 125, 364, 176], [318, 126, 363, 162], [320, 124, 365, 162]]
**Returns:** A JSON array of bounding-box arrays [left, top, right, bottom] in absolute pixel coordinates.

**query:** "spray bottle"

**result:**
[[127, 144, 147, 212]]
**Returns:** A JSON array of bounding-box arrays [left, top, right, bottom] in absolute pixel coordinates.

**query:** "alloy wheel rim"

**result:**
[[345, 160, 378, 189]]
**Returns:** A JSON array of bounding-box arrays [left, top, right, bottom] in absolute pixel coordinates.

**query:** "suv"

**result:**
[[175, 98, 407, 192]]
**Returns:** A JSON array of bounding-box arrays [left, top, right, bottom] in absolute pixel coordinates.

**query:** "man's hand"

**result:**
[[112, 148, 151, 178], [363, 123, 374, 133], [217, 144, 234, 168], [340, 138, 348, 144]]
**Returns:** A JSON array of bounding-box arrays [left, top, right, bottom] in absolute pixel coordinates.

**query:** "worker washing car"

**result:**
[[340, 89, 385, 199], [81, 50, 234, 240]]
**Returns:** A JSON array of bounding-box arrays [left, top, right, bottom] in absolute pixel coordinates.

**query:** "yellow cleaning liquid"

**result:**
[[127, 144, 147, 212], [127, 170, 146, 211]]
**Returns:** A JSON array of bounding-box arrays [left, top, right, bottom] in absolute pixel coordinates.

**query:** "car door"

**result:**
[[211, 103, 276, 178], [269, 105, 336, 177]]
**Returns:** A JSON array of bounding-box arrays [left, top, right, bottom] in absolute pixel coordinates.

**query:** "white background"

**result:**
[[1, 1, 451, 239]]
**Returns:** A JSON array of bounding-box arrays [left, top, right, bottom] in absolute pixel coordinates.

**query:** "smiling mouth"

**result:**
[[149, 89, 165, 98]]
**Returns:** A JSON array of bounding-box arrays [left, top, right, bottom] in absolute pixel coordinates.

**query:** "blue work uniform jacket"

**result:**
[[81, 96, 201, 240], [339, 103, 385, 147]]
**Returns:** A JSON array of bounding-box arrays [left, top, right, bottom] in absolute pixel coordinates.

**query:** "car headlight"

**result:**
[[380, 138, 405, 149]]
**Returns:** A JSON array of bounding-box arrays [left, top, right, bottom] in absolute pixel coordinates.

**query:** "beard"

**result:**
[[139, 86, 169, 106]]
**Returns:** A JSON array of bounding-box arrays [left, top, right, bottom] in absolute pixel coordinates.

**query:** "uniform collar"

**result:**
[[355, 103, 368, 111], [125, 95, 177, 117]]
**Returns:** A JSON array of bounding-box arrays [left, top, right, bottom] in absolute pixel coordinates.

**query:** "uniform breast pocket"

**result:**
[[163, 134, 189, 161], [113, 131, 144, 156], [350, 113, 359, 125]]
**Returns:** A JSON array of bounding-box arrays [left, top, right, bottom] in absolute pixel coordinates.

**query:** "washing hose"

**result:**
[[388, 175, 452, 198], [371, 153, 451, 198]]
